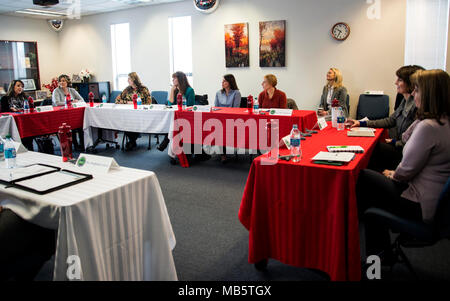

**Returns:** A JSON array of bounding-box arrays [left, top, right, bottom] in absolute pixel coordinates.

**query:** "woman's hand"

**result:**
[[385, 138, 393, 144], [317, 109, 328, 117], [382, 169, 395, 179], [346, 119, 360, 128]]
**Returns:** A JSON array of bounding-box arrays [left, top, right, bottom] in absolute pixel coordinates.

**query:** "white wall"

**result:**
[[57, 0, 408, 117], [0, 15, 60, 88]]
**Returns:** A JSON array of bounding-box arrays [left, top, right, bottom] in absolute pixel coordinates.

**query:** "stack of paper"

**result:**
[[312, 151, 355, 163]]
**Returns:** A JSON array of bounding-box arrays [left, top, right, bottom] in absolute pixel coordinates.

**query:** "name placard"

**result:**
[[75, 153, 119, 174], [35, 106, 54, 113], [96, 103, 116, 109], [318, 117, 328, 130], [72, 102, 87, 108], [192, 105, 212, 112], [269, 109, 293, 116]]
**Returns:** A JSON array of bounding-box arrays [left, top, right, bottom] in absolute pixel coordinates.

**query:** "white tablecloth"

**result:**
[[0, 115, 21, 142], [83, 106, 175, 149], [0, 151, 177, 281]]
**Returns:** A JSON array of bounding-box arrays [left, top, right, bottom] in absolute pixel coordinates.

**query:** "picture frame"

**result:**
[[72, 74, 81, 83], [21, 78, 36, 91]]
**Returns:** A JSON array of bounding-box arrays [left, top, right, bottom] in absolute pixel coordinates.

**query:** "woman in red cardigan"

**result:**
[[258, 74, 287, 109]]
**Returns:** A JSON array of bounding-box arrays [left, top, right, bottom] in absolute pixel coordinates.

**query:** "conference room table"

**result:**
[[239, 123, 386, 281], [0, 114, 21, 142], [0, 150, 177, 281], [7, 107, 85, 138], [171, 108, 318, 167], [83, 104, 176, 150]]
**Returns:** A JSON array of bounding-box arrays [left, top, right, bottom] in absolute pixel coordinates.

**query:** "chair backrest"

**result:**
[[356, 94, 389, 120], [152, 91, 169, 105], [287, 98, 298, 110], [195, 94, 209, 105], [434, 177, 450, 239], [346, 94, 350, 113], [41, 98, 53, 106], [109, 90, 121, 103], [240, 97, 247, 108]]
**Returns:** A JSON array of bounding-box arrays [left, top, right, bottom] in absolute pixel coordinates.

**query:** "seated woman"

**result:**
[[158, 71, 196, 154], [115, 72, 151, 151], [258, 74, 287, 109], [0, 80, 34, 150], [52, 74, 84, 106], [346, 65, 425, 171], [52, 74, 85, 151], [356, 69, 450, 265], [317, 68, 348, 118], [214, 74, 241, 163], [214, 74, 241, 108], [0, 205, 56, 280], [168, 71, 195, 106]]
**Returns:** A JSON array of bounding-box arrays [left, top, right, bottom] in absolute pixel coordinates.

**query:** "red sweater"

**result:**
[[258, 89, 287, 109]]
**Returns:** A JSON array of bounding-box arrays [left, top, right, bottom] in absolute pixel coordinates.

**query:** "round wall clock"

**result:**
[[331, 22, 350, 41], [193, 0, 220, 14]]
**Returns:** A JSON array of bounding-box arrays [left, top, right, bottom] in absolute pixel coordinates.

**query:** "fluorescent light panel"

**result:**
[[16, 8, 67, 17]]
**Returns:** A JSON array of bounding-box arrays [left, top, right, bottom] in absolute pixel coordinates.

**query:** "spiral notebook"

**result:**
[[326, 146, 364, 153]]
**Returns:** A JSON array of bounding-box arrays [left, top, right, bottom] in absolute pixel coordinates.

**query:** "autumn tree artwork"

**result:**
[[224, 23, 249, 68], [259, 20, 286, 67]]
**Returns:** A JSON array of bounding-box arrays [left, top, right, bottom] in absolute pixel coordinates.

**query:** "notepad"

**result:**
[[312, 151, 355, 163], [347, 127, 375, 137], [327, 145, 364, 153]]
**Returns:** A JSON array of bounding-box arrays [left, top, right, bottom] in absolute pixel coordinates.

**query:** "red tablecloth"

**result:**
[[238, 124, 385, 281], [173, 108, 318, 167], [10, 107, 85, 138]]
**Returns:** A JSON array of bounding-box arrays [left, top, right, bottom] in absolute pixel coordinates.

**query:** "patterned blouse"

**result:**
[[115, 85, 151, 104]]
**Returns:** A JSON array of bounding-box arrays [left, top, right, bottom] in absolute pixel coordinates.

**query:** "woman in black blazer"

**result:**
[[318, 68, 348, 118], [0, 80, 26, 113]]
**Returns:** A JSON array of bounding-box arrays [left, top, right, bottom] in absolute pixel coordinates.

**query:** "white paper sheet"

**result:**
[[0, 164, 57, 182], [15, 170, 86, 192]]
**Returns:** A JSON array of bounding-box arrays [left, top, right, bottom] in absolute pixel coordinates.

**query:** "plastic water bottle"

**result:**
[[182, 96, 187, 110], [23, 98, 30, 114], [137, 96, 142, 109], [4, 134, 16, 169], [290, 124, 301, 163], [337, 107, 345, 131], [253, 101, 259, 114], [0, 136, 5, 162], [102, 94, 107, 103]]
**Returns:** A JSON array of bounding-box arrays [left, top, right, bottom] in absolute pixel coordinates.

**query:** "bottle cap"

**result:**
[[5, 134, 11, 139]]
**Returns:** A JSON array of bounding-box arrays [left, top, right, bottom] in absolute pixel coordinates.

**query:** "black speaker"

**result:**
[[33, 0, 59, 6]]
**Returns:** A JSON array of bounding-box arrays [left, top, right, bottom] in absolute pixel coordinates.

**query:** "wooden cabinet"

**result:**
[[72, 82, 111, 102], [0, 40, 40, 95]]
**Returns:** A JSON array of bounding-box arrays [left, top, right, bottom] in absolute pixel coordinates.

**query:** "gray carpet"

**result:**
[[34, 134, 450, 281]]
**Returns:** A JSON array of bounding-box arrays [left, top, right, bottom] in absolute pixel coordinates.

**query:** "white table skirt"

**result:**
[[0, 115, 22, 142], [83, 106, 175, 149], [0, 151, 177, 281]]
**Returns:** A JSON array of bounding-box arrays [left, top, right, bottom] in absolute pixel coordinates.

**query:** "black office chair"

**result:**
[[364, 177, 450, 278], [240, 97, 248, 108], [356, 94, 389, 120], [41, 98, 53, 106]]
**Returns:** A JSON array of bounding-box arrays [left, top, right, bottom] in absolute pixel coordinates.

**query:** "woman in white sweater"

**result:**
[[357, 69, 450, 263]]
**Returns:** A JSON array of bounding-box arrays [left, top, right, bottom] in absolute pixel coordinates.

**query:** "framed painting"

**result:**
[[224, 23, 249, 67], [259, 20, 286, 67]]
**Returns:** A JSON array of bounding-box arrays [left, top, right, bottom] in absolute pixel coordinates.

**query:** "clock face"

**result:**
[[193, 0, 220, 13], [331, 23, 350, 41]]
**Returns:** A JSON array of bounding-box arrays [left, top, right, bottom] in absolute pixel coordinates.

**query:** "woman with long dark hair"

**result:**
[[168, 71, 195, 106], [214, 74, 241, 108], [1, 80, 26, 112]]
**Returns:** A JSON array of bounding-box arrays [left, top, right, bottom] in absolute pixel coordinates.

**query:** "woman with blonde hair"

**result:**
[[115, 72, 152, 150], [318, 68, 348, 117], [356, 69, 450, 264]]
